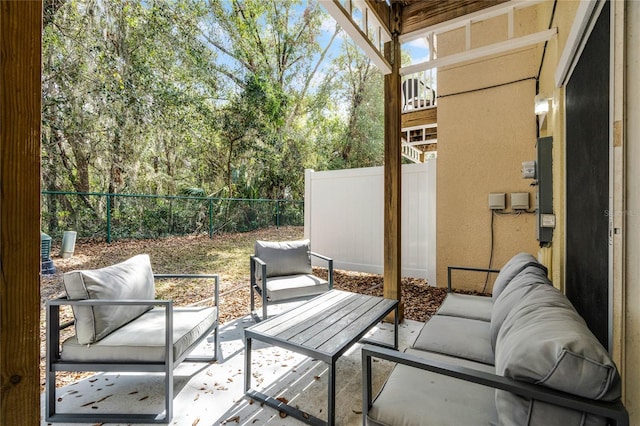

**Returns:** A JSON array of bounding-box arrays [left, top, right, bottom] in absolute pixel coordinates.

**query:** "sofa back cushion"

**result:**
[[491, 252, 546, 301], [255, 239, 312, 278], [495, 392, 608, 426], [490, 266, 551, 349], [494, 284, 621, 425], [63, 254, 156, 345]]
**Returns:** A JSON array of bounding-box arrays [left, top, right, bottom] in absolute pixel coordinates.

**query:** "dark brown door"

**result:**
[[565, 2, 610, 350]]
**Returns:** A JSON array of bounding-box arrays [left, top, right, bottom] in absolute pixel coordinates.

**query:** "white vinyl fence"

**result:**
[[304, 161, 436, 285]]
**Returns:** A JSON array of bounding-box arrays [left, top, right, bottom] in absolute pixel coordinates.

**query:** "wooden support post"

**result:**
[[383, 4, 403, 322], [1, 1, 42, 424]]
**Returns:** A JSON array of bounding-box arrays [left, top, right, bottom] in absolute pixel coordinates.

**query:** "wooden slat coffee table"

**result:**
[[244, 289, 399, 426]]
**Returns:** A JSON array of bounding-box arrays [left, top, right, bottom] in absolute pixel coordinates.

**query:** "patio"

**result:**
[[4, 1, 640, 424], [41, 300, 423, 426]]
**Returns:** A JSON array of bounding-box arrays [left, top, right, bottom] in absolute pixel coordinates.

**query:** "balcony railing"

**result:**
[[402, 70, 437, 112]]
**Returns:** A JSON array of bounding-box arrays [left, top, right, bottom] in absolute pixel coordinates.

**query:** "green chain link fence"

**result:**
[[41, 191, 304, 243]]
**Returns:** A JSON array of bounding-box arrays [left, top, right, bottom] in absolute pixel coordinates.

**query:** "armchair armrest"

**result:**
[[310, 251, 334, 288], [361, 345, 629, 426], [250, 255, 268, 288], [47, 298, 174, 368], [447, 266, 500, 293]]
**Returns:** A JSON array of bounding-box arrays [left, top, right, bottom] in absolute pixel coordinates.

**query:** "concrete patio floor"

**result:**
[[41, 302, 423, 426]]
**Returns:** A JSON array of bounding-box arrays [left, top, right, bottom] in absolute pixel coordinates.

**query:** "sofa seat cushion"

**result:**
[[412, 315, 494, 365], [255, 239, 312, 278], [261, 274, 330, 302], [494, 284, 621, 425], [436, 293, 493, 322], [60, 306, 217, 363], [367, 349, 497, 426], [63, 254, 155, 344]]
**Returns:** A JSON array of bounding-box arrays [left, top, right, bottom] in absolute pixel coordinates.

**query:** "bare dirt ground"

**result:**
[[41, 226, 446, 390]]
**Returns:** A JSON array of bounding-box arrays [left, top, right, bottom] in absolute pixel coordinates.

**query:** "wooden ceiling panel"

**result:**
[[400, 0, 510, 35]]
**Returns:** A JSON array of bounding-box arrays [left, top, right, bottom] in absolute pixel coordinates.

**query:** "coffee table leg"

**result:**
[[244, 336, 252, 392], [328, 361, 336, 426]]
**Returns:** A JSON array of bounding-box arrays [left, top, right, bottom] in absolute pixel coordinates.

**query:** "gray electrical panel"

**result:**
[[537, 136, 553, 245]]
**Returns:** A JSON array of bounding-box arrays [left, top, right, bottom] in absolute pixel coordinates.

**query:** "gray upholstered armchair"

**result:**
[[45, 254, 219, 423], [250, 239, 333, 321]]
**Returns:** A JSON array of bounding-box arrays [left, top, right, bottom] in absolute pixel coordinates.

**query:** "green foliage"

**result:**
[[41, 0, 385, 231]]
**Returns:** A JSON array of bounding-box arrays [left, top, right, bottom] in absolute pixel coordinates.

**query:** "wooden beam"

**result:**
[[402, 107, 438, 129], [0, 2, 42, 424], [383, 6, 403, 321], [320, 0, 392, 74], [401, 0, 509, 36], [364, 0, 392, 33]]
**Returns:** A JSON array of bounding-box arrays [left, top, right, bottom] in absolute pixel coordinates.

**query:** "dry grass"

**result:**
[[40, 226, 446, 390]]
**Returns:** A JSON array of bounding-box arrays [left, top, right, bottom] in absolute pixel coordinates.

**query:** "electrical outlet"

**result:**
[[488, 193, 505, 210], [511, 192, 529, 210]]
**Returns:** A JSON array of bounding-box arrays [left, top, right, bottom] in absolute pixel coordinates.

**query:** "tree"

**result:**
[[314, 39, 384, 170], [41, 0, 383, 209]]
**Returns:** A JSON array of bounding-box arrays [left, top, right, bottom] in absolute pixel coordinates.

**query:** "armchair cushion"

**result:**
[[259, 274, 330, 301], [255, 239, 312, 278], [60, 306, 217, 363], [62, 254, 155, 345]]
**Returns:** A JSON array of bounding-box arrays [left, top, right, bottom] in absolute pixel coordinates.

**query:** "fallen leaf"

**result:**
[[38, 229, 446, 396], [223, 415, 240, 424]]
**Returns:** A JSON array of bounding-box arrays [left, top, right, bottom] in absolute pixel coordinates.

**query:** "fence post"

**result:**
[[276, 200, 280, 228], [106, 193, 111, 244], [208, 198, 213, 239]]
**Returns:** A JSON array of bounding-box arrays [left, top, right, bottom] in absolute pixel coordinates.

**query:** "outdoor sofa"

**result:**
[[46, 254, 219, 424], [363, 253, 629, 425]]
